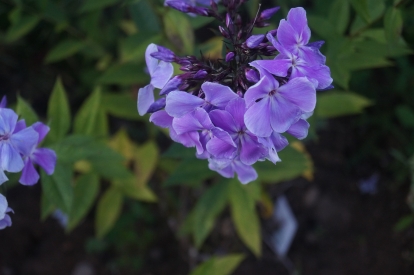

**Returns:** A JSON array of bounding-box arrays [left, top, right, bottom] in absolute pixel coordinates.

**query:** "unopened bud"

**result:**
[[219, 26, 230, 38], [194, 70, 208, 79], [225, 52, 235, 62], [147, 98, 166, 113], [160, 76, 183, 95], [246, 34, 265, 48], [259, 7, 280, 21], [245, 68, 259, 83]]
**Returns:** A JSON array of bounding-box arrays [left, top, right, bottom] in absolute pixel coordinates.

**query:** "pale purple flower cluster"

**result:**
[[137, 4, 332, 184], [0, 96, 57, 229]]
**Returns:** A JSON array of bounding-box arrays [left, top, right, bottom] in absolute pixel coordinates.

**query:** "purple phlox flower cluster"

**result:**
[[0, 96, 57, 229], [137, 2, 333, 184], [0, 193, 13, 229]]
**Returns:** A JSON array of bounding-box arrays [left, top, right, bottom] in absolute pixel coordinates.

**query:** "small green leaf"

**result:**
[[135, 141, 158, 186], [68, 173, 100, 231], [74, 87, 108, 137], [6, 14, 40, 42], [395, 105, 414, 129], [384, 7, 402, 42], [119, 32, 162, 63], [163, 9, 194, 54], [45, 39, 86, 63], [41, 162, 73, 213], [129, 0, 161, 33], [190, 254, 245, 275], [328, 0, 350, 34], [47, 77, 71, 142], [95, 186, 123, 238], [97, 62, 148, 85], [79, 0, 118, 13], [164, 158, 215, 187], [394, 215, 414, 232], [101, 92, 144, 121], [229, 180, 261, 257], [349, 0, 370, 23], [16, 95, 39, 125], [315, 90, 373, 118], [308, 16, 338, 39], [193, 181, 230, 247], [114, 178, 157, 202], [163, 143, 197, 159]]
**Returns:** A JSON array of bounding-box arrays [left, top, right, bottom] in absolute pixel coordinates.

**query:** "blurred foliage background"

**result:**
[[0, 0, 413, 274]]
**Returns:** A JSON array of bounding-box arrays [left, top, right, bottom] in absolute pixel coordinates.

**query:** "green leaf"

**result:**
[[74, 87, 108, 137], [394, 215, 414, 232], [135, 141, 158, 186], [384, 7, 402, 42], [255, 144, 312, 184], [119, 32, 162, 63], [41, 162, 73, 213], [16, 95, 39, 125], [129, 0, 161, 33], [6, 14, 40, 42], [45, 39, 86, 63], [349, 0, 370, 23], [395, 105, 414, 129], [97, 62, 148, 85], [315, 90, 373, 118], [190, 254, 245, 275], [193, 181, 230, 247], [164, 158, 215, 187], [68, 173, 100, 231], [113, 178, 157, 202], [163, 143, 197, 159], [328, 0, 350, 34], [163, 9, 194, 54], [79, 0, 119, 13], [101, 92, 144, 121], [47, 77, 71, 142], [229, 180, 261, 257], [95, 186, 123, 238], [341, 52, 392, 71], [308, 16, 338, 39]]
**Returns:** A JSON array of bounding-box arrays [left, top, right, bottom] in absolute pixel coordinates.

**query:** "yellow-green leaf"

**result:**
[[45, 39, 86, 63], [95, 186, 123, 238], [135, 141, 158, 186], [190, 254, 245, 275], [47, 77, 71, 142], [6, 15, 40, 42]]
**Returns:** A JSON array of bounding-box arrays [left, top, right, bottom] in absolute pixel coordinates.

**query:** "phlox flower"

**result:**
[[0, 194, 12, 230]]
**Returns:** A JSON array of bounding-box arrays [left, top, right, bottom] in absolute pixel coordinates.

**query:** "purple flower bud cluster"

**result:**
[[137, 4, 333, 184], [0, 96, 57, 229]]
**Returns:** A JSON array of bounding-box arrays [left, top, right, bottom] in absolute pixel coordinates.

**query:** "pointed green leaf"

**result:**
[[68, 173, 100, 231], [45, 39, 86, 63], [114, 178, 157, 202], [315, 90, 373, 118], [163, 9, 194, 54], [97, 62, 148, 85], [41, 162, 73, 213], [349, 0, 370, 23], [16, 95, 39, 125], [74, 87, 107, 137], [129, 0, 161, 33], [6, 14, 40, 42], [95, 186, 123, 238], [328, 0, 350, 34], [47, 77, 71, 142], [164, 158, 215, 187], [193, 181, 230, 247], [101, 92, 144, 121], [135, 141, 158, 186], [119, 32, 162, 63], [384, 7, 403, 45], [229, 180, 261, 257], [190, 254, 245, 275]]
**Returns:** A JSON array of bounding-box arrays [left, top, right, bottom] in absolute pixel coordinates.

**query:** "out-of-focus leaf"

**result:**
[[164, 158, 215, 187], [47, 77, 71, 142], [95, 186, 123, 238], [315, 90, 373, 118], [329, 60, 350, 89], [109, 129, 135, 162], [129, 0, 161, 33], [197, 37, 223, 60], [119, 32, 162, 63], [68, 173, 100, 231], [328, 0, 350, 34], [188, 15, 215, 29], [74, 87, 108, 137], [341, 52, 392, 70], [190, 254, 245, 275], [193, 181, 230, 247], [350, 0, 386, 34], [308, 16, 338, 39], [40, 162, 73, 213], [163, 9, 194, 54], [43, 1, 67, 23], [16, 95, 39, 125], [97, 62, 148, 85], [101, 92, 144, 121], [163, 143, 197, 159], [394, 215, 414, 232], [113, 178, 157, 202], [6, 14, 40, 42], [135, 141, 158, 186], [384, 7, 402, 42], [255, 144, 312, 184], [45, 39, 86, 63], [349, 0, 370, 23], [79, 0, 118, 13], [395, 105, 414, 129], [229, 180, 261, 257]]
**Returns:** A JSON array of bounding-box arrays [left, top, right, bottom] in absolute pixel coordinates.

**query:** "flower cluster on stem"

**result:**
[[138, 1, 332, 184]]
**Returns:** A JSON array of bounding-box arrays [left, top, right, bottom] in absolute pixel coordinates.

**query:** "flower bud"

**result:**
[[245, 68, 259, 83], [147, 98, 166, 113], [150, 46, 176, 62], [194, 70, 208, 79], [246, 34, 265, 48], [225, 52, 235, 62], [159, 76, 184, 95], [259, 7, 280, 21], [219, 26, 230, 38]]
